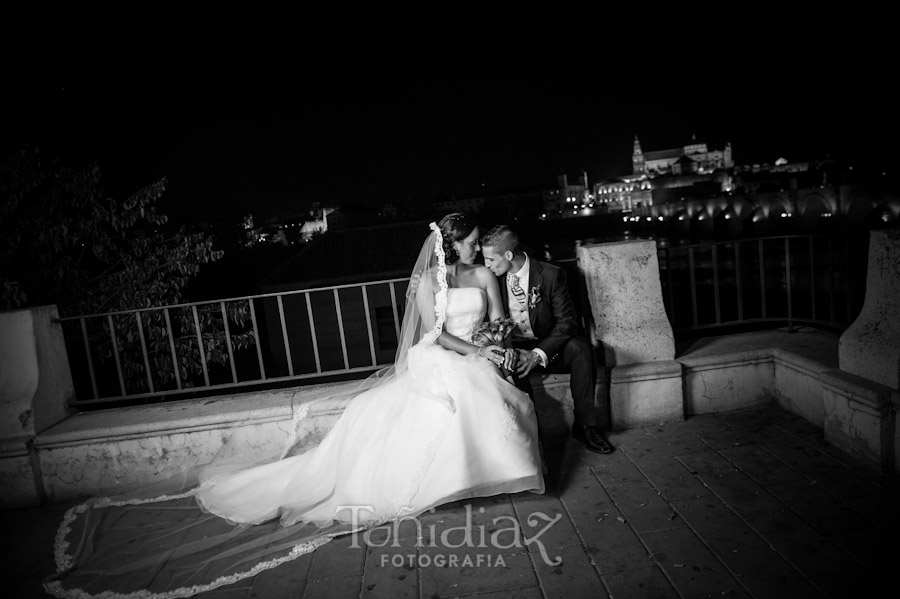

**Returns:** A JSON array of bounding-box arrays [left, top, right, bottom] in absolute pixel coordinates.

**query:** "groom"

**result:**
[[480, 225, 613, 455]]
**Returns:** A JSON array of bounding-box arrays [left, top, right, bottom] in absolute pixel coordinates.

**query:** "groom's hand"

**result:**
[[515, 349, 541, 377]]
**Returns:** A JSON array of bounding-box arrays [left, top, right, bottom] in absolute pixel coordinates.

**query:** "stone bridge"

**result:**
[[627, 182, 899, 239]]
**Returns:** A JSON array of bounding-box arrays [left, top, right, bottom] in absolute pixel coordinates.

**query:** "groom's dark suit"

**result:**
[[500, 255, 599, 432]]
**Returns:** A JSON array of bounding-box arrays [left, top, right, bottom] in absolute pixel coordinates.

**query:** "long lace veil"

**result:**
[[44, 223, 450, 599], [325, 221, 447, 404]]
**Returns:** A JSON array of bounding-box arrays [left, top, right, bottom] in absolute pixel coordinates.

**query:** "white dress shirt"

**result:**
[[507, 254, 548, 367]]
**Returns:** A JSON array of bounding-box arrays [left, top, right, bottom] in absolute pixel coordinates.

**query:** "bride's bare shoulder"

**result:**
[[463, 265, 497, 287]]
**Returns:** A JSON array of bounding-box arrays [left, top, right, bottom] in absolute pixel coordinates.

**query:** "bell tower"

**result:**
[[632, 135, 645, 175]]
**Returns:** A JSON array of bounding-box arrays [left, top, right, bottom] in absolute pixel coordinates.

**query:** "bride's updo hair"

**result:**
[[437, 213, 475, 265]]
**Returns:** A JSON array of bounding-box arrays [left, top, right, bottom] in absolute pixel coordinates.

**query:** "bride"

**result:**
[[44, 213, 545, 598]]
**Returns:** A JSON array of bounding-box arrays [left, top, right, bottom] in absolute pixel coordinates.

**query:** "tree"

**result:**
[[0, 145, 256, 398]]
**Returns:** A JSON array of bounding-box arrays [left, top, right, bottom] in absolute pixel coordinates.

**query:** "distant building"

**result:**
[[298, 205, 341, 242], [730, 159, 816, 195], [241, 205, 342, 246], [592, 175, 653, 213], [591, 136, 738, 214], [542, 172, 594, 219], [634, 135, 733, 177]]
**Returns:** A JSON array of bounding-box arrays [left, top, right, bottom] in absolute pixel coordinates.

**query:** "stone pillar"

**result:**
[[831, 229, 900, 472], [578, 240, 675, 366], [839, 229, 900, 390], [578, 241, 683, 428], [0, 305, 75, 507]]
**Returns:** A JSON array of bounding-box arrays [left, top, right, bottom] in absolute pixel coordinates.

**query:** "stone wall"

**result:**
[[0, 306, 74, 508]]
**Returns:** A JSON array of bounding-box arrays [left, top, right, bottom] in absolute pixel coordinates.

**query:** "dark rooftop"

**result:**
[[644, 148, 684, 161]]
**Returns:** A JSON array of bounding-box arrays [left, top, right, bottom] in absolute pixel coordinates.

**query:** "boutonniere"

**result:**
[[528, 285, 542, 309]]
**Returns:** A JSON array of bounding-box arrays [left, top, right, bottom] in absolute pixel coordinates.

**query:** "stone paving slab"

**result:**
[[670, 497, 770, 556], [531, 544, 609, 599], [601, 565, 680, 599], [642, 527, 748, 598], [631, 456, 712, 501], [7, 403, 899, 599]]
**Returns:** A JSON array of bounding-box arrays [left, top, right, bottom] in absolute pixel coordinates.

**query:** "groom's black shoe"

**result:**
[[573, 425, 614, 454]]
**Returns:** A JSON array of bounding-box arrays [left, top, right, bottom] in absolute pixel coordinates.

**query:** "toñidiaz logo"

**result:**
[[338, 503, 563, 567]]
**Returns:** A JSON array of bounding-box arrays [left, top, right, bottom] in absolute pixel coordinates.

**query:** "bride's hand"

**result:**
[[477, 344, 506, 366], [406, 272, 422, 300]]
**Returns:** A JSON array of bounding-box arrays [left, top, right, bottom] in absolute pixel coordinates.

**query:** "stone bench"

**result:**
[[28, 330, 886, 507]]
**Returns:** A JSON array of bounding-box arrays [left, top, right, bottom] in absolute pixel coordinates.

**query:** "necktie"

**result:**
[[508, 274, 526, 307]]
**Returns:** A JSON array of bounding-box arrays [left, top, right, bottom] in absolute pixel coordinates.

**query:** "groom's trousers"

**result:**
[[511, 335, 599, 431]]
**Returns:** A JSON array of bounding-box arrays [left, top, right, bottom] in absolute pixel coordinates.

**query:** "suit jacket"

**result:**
[[499, 255, 579, 364]]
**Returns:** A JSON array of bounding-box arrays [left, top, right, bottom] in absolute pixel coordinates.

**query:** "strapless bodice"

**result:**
[[444, 287, 487, 340]]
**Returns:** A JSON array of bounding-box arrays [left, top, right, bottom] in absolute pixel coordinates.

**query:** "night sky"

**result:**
[[7, 43, 894, 224]]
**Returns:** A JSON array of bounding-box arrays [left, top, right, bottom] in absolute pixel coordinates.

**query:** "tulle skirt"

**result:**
[[44, 344, 544, 599]]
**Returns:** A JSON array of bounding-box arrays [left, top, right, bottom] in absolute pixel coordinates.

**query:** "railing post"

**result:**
[[191, 306, 211, 387], [219, 302, 238, 384], [828, 236, 836, 323], [107, 314, 126, 395], [135, 312, 155, 394], [333, 289, 350, 370], [389, 282, 402, 342], [758, 239, 767, 319], [809, 236, 817, 321], [785, 238, 794, 332], [163, 308, 182, 390], [248, 298, 267, 379], [712, 244, 721, 325], [276, 296, 294, 377], [80, 318, 99, 400], [360, 285, 378, 367], [305, 293, 322, 374], [735, 242, 744, 321], [688, 247, 698, 328]]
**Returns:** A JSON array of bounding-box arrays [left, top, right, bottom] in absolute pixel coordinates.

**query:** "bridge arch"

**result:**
[[668, 208, 691, 238], [795, 192, 832, 232], [690, 208, 714, 239], [797, 190, 837, 215], [744, 206, 775, 237], [727, 197, 757, 220], [846, 193, 878, 226], [713, 206, 742, 239], [865, 202, 898, 229]]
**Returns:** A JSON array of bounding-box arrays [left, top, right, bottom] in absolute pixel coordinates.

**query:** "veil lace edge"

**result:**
[[424, 222, 448, 344]]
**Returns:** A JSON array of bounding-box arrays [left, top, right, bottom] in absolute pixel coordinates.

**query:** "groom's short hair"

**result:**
[[481, 225, 520, 255]]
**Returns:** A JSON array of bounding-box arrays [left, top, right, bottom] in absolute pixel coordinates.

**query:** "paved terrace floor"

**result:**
[[6, 400, 899, 599]]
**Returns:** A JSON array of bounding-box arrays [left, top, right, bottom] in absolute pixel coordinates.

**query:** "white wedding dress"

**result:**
[[45, 286, 544, 599], [196, 287, 544, 527]]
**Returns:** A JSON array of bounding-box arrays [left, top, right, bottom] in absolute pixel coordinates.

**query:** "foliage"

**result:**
[[0, 145, 256, 395]]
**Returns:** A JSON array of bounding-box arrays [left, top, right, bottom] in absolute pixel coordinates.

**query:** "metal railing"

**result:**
[[57, 234, 868, 408], [57, 278, 410, 407], [655, 234, 867, 333]]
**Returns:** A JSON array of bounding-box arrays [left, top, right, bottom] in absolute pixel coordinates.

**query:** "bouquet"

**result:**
[[471, 317, 518, 382]]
